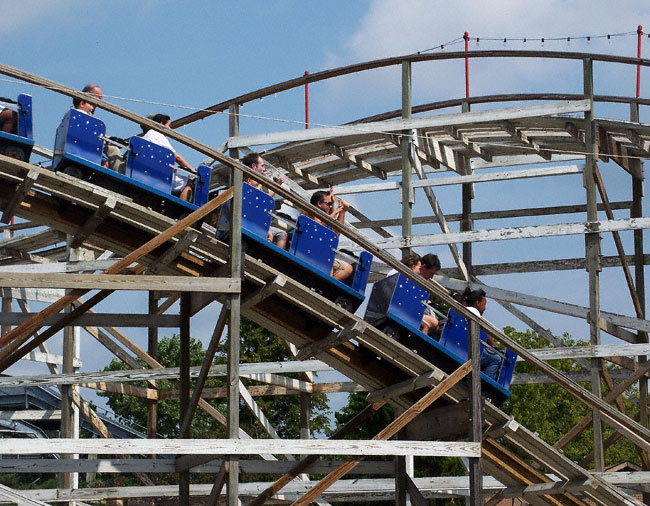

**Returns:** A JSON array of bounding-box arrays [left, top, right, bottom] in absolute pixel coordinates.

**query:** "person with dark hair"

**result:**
[[462, 286, 501, 380], [420, 253, 441, 279], [142, 113, 196, 201], [215, 152, 286, 244], [308, 188, 353, 281], [73, 84, 102, 115], [0, 107, 17, 133]]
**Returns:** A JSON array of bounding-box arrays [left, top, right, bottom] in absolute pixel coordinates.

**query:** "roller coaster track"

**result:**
[[0, 153, 643, 505], [0, 61, 647, 504]]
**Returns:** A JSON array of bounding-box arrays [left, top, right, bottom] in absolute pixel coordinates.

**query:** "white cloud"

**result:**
[[321, 0, 649, 113]]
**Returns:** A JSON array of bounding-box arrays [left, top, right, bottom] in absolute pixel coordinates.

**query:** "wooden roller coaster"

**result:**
[[0, 50, 649, 505]]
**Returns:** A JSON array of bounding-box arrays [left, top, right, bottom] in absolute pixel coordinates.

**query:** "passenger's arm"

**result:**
[[174, 152, 195, 172]]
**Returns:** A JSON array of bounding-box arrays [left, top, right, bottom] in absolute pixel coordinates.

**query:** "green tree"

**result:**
[[332, 393, 464, 506], [501, 326, 641, 468], [100, 317, 330, 440]]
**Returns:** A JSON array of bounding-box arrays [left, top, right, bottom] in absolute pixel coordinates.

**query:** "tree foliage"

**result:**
[[501, 326, 641, 468], [99, 317, 331, 441]]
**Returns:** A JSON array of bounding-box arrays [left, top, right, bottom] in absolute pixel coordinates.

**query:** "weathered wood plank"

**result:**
[[333, 164, 582, 195], [352, 217, 650, 250], [0, 458, 394, 475], [0, 438, 480, 457], [228, 100, 591, 147], [0, 168, 38, 223], [0, 272, 240, 293], [0, 360, 334, 387], [69, 196, 117, 249], [1, 312, 181, 328]]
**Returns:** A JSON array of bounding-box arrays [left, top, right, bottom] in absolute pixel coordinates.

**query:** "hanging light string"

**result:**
[[417, 30, 639, 53]]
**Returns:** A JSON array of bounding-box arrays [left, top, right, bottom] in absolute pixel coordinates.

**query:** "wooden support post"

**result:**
[[60, 240, 80, 497], [0, 296, 10, 338], [583, 58, 604, 471], [468, 319, 483, 506], [631, 102, 649, 503], [291, 361, 472, 506], [395, 447, 407, 506], [147, 292, 158, 441], [179, 292, 191, 506], [460, 101, 473, 277], [227, 103, 241, 506], [401, 60, 413, 257], [179, 303, 229, 437], [248, 401, 386, 506]]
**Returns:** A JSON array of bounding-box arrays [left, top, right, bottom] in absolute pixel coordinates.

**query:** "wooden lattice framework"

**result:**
[[0, 50, 649, 505]]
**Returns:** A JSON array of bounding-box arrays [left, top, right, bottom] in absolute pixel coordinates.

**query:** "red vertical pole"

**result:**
[[304, 70, 309, 129], [637, 25, 643, 98], [464, 31, 470, 98]]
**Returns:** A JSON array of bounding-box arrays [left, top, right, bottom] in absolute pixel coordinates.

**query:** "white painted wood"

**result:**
[[0, 260, 122, 273], [0, 484, 49, 506], [0, 410, 61, 421], [1, 312, 181, 328], [0, 272, 240, 293], [522, 343, 650, 361], [438, 276, 650, 333], [0, 458, 394, 475], [21, 350, 82, 367], [242, 373, 313, 393], [9, 472, 650, 501], [0, 360, 334, 387], [350, 217, 650, 250], [333, 164, 582, 195], [0, 287, 64, 303], [228, 100, 591, 147], [0, 438, 480, 457]]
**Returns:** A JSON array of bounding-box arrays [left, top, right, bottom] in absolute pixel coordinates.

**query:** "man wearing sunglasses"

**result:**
[[309, 188, 353, 282]]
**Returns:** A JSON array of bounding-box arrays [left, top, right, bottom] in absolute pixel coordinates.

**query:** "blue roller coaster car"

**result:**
[[52, 109, 211, 220], [0, 94, 34, 162], [232, 182, 373, 312], [364, 273, 517, 402]]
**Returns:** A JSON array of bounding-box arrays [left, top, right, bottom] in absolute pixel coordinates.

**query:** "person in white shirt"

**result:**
[[142, 113, 196, 201], [463, 287, 502, 380]]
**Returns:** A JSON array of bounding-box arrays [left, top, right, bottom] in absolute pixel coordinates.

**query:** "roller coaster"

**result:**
[[0, 49, 649, 505]]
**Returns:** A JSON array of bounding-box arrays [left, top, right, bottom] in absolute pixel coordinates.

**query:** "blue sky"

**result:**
[[2, 1, 650, 419]]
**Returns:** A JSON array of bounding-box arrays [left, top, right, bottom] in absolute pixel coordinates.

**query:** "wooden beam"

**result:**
[[0, 168, 38, 224], [0, 187, 234, 369], [291, 361, 473, 506], [365, 368, 446, 403], [296, 321, 367, 360], [444, 125, 493, 162], [248, 401, 387, 506], [0, 438, 480, 457], [147, 230, 198, 274], [241, 275, 286, 310], [553, 357, 650, 450], [227, 100, 591, 147], [500, 120, 553, 160], [69, 196, 117, 249], [333, 164, 582, 195], [0, 272, 240, 293], [324, 141, 387, 180], [1, 312, 181, 328]]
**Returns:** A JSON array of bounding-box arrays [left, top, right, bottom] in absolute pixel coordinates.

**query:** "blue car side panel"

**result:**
[[386, 274, 427, 331], [194, 165, 212, 206], [17, 94, 33, 139], [127, 136, 175, 193], [289, 215, 338, 277], [53, 109, 105, 169], [241, 182, 274, 239]]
